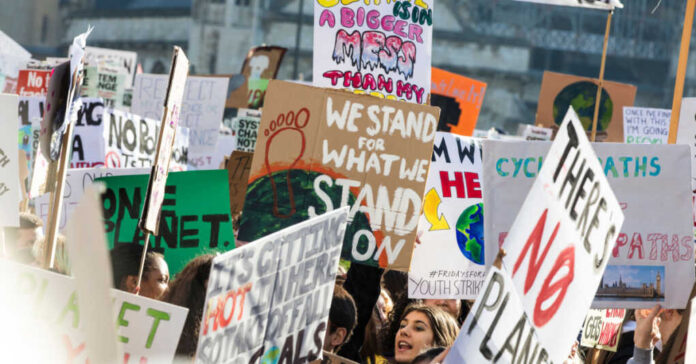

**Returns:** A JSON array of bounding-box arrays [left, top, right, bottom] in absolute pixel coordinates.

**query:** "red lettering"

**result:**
[[628, 232, 644, 259], [63, 335, 86, 363], [440, 171, 464, 198], [464, 172, 482, 198], [513, 209, 559, 294], [613, 233, 627, 258], [533, 246, 574, 327]]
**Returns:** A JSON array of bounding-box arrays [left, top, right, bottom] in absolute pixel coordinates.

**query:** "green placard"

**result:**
[[97, 170, 236, 275]]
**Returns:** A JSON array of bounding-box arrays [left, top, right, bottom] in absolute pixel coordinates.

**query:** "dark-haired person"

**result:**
[[163, 254, 214, 358], [109, 244, 169, 300], [366, 304, 459, 364], [410, 347, 445, 364], [325, 284, 358, 353]]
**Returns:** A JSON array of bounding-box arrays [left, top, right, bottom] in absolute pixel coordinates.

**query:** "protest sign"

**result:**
[[238, 80, 439, 270], [580, 309, 626, 352], [536, 71, 636, 142], [34, 167, 149, 231], [187, 134, 235, 170], [623, 107, 671, 144], [131, 73, 227, 154], [226, 151, 253, 217], [512, 0, 623, 9], [66, 184, 119, 362], [233, 108, 261, 152], [226, 46, 287, 109], [17, 69, 51, 96], [71, 97, 107, 168], [447, 108, 624, 363], [676, 98, 696, 190], [430, 67, 486, 135], [0, 29, 31, 93], [81, 64, 128, 109], [84, 46, 137, 86], [483, 140, 693, 308], [310, 351, 359, 364], [138, 47, 189, 235], [408, 133, 486, 299], [195, 207, 350, 364], [0, 94, 20, 227], [102, 108, 189, 170], [18, 96, 44, 172], [313, 0, 434, 104], [98, 170, 236, 276], [516, 124, 553, 141], [0, 260, 188, 363]]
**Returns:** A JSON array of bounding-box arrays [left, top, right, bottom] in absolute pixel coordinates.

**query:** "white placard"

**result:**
[[0, 94, 20, 226], [623, 107, 670, 144]]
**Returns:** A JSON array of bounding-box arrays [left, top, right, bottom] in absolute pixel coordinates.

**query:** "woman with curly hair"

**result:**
[[162, 254, 214, 358], [365, 303, 459, 364]]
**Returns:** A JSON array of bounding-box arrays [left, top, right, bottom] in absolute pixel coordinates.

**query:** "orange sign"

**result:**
[[430, 67, 486, 136]]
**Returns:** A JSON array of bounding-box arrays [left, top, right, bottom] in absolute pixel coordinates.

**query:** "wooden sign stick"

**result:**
[[590, 9, 613, 142], [668, 0, 696, 144]]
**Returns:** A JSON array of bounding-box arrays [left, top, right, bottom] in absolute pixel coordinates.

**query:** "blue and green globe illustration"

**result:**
[[455, 203, 484, 265], [553, 81, 613, 132], [261, 346, 280, 364]]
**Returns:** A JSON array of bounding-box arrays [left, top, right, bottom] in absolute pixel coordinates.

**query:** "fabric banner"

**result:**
[[238, 80, 439, 270], [313, 0, 434, 104], [97, 170, 236, 275], [195, 208, 349, 363], [408, 133, 485, 299], [483, 141, 694, 308]]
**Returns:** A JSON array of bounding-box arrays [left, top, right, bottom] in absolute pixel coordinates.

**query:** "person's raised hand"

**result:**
[[634, 304, 661, 350]]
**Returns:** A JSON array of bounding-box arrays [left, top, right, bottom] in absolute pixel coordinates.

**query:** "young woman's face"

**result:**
[[394, 311, 435, 363], [140, 256, 170, 300]]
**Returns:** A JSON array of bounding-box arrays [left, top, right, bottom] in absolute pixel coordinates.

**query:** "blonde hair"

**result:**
[[32, 235, 70, 275]]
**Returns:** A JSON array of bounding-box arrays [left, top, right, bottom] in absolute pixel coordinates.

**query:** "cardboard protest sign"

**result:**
[[84, 46, 137, 86], [676, 98, 696, 190], [0, 260, 188, 363], [195, 208, 349, 364], [70, 97, 107, 168], [131, 73, 227, 154], [102, 108, 189, 170], [138, 47, 189, 235], [517, 124, 553, 141], [34, 167, 149, 231], [447, 108, 623, 363], [623, 107, 670, 144], [232, 108, 261, 152], [226, 151, 253, 217], [0, 94, 20, 226], [580, 309, 626, 352], [238, 81, 439, 270], [430, 67, 486, 135], [313, 0, 434, 104], [311, 351, 359, 364], [98, 170, 236, 275], [483, 139, 694, 308], [187, 134, 235, 170], [81, 63, 128, 109], [408, 133, 486, 299], [512, 0, 623, 9], [536, 71, 636, 142], [17, 69, 51, 96], [226, 46, 287, 109]]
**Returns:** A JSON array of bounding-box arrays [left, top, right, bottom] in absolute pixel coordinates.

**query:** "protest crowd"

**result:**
[[3, 0, 696, 363]]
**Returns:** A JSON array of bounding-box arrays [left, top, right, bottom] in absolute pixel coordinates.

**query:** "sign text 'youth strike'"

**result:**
[[446, 108, 624, 364]]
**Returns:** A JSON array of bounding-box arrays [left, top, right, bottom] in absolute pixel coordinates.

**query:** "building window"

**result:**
[[236, 0, 250, 6]]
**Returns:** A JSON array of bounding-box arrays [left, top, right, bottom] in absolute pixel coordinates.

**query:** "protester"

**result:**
[[367, 303, 459, 364], [628, 304, 661, 364], [109, 244, 169, 300], [162, 254, 214, 358], [410, 347, 446, 364], [338, 263, 383, 361], [31, 234, 70, 274], [3, 212, 43, 264], [360, 289, 394, 360], [325, 284, 358, 353]]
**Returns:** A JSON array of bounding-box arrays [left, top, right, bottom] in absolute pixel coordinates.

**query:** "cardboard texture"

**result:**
[[430, 67, 486, 136], [238, 80, 439, 270], [536, 71, 636, 142], [194, 208, 349, 364], [313, 0, 434, 104], [447, 108, 624, 363], [226, 151, 253, 217], [97, 170, 236, 276], [482, 140, 694, 309], [226, 46, 287, 109], [408, 133, 485, 299]]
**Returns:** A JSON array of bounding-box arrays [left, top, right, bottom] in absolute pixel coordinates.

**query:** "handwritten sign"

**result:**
[[623, 107, 670, 144], [17, 69, 50, 96], [195, 208, 349, 363], [84, 46, 137, 86], [239, 81, 439, 270], [408, 133, 486, 299], [676, 98, 696, 190], [517, 124, 553, 141], [446, 108, 624, 363], [0, 94, 19, 226], [0, 260, 188, 363], [131, 73, 228, 154], [483, 140, 694, 308], [580, 309, 626, 352], [226, 46, 287, 109], [430, 67, 486, 135], [98, 170, 236, 276], [313, 0, 434, 104]]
